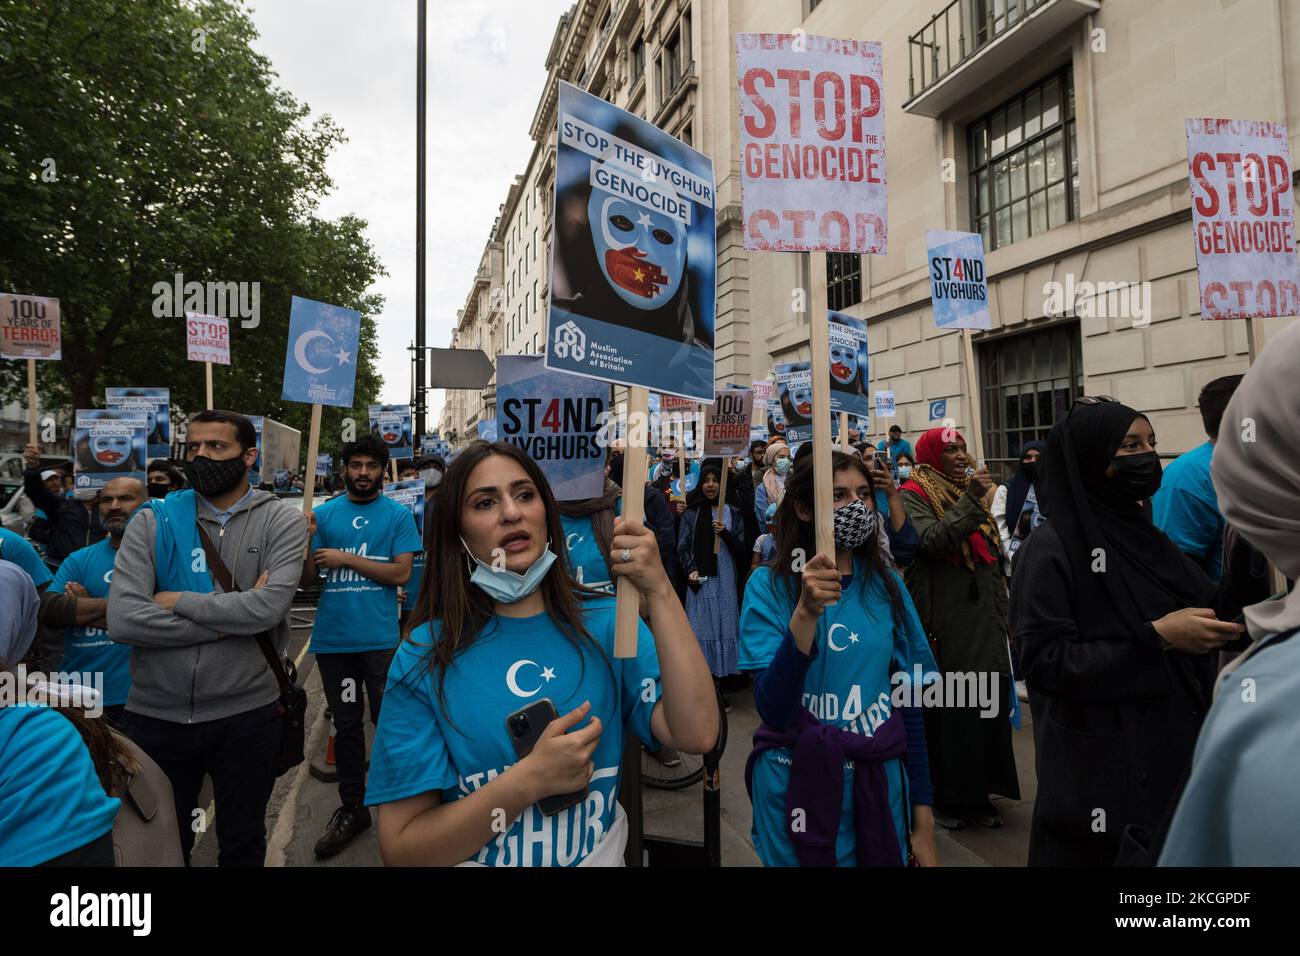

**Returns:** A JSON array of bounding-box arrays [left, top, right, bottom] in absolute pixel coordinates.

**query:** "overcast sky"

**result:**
[[246, 0, 573, 421]]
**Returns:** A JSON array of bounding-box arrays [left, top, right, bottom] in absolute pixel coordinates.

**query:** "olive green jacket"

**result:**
[[901, 488, 1011, 675]]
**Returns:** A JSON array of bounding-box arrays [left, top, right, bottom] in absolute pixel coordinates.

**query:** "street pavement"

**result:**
[[194, 614, 1035, 867]]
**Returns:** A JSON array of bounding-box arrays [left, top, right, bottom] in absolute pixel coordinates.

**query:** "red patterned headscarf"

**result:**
[[900, 427, 1001, 570]]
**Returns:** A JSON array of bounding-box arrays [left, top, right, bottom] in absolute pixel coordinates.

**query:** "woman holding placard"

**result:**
[[367, 441, 717, 866], [740, 451, 939, 867], [677, 459, 747, 695]]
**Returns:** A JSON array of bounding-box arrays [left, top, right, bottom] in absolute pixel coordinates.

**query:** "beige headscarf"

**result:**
[[1211, 319, 1300, 641], [762, 440, 789, 508]]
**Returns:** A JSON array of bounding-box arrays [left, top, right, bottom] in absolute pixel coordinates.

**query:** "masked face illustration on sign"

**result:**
[[90, 434, 132, 467], [768, 403, 786, 435], [829, 343, 859, 386], [789, 383, 813, 419], [587, 188, 688, 310]]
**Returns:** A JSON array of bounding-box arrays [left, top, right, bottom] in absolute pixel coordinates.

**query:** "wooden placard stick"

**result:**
[[613, 387, 650, 658], [807, 252, 835, 596], [301, 404, 322, 518]]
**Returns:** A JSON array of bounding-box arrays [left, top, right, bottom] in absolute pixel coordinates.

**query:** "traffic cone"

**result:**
[[326, 731, 336, 766]]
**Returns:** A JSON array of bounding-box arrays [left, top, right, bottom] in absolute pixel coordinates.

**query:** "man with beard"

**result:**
[[299, 434, 422, 858], [107, 410, 307, 867], [21, 443, 106, 568], [43, 477, 148, 727]]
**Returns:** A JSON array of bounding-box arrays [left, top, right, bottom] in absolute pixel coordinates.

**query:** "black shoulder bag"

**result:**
[[196, 523, 307, 777]]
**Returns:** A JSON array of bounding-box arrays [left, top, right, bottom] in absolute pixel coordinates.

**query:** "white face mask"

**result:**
[[421, 468, 442, 489]]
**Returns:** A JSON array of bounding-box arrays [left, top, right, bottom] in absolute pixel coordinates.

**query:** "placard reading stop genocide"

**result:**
[[704, 387, 755, 456], [737, 33, 887, 253], [0, 293, 61, 360], [1186, 119, 1300, 319], [186, 312, 231, 365]]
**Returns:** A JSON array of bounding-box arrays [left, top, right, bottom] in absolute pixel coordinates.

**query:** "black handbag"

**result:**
[[196, 523, 307, 777]]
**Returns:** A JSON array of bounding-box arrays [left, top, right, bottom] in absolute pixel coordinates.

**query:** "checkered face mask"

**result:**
[[833, 498, 877, 551]]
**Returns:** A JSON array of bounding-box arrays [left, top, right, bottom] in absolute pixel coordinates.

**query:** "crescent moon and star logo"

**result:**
[[506, 659, 558, 698], [103, 569, 114, 585], [351, 515, 369, 530], [565, 532, 582, 551], [826, 622, 860, 653], [293, 329, 353, 376]]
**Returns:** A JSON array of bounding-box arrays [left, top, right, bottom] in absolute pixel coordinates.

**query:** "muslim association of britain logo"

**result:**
[[553, 321, 586, 361]]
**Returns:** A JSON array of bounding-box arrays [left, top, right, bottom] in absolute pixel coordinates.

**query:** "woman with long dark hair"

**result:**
[[677, 458, 747, 693], [740, 452, 939, 866], [365, 441, 717, 866], [1010, 399, 1244, 866]]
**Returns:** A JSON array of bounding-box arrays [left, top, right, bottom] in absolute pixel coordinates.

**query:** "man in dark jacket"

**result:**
[[608, 451, 679, 591], [22, 444, 106, 567]]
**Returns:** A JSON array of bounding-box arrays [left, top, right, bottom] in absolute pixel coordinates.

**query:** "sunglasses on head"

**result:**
[[1067, 395, 1118, 419]]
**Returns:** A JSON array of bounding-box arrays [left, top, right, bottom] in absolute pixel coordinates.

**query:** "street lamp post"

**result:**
[[414, 0, 428, 438]]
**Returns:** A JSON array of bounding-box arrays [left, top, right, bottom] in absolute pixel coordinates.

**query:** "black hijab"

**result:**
[[1039, 401, 1209, 643], [686, 459, 734, 577], [1005, 440, 1047, 529]]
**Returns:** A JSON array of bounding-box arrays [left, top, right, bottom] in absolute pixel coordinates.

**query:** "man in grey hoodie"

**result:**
[[108, 410, 307, 866]]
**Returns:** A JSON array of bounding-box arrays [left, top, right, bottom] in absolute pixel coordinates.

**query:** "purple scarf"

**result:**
[[745, 708, 907, 867]]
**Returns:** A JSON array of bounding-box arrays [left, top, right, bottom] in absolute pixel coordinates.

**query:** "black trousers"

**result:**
[[316, 650, 392, 807], [120, 702, 281, 867]]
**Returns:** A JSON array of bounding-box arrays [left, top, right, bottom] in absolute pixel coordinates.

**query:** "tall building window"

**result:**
[[978, 323, 1083, 476], [826, 253, 861, 311], [969, 69, 1078, 251], [662, 15, 689, 101], [631, 37, 645, 84]]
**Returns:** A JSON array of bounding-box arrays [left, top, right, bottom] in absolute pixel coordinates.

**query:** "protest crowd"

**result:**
[[2, 323, 1297, 868]]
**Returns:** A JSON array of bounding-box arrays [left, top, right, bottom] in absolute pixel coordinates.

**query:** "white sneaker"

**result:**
[[1015, 680, 1028, 702]]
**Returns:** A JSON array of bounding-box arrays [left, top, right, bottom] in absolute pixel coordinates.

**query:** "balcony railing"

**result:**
[[907, 0, 1050, 100]]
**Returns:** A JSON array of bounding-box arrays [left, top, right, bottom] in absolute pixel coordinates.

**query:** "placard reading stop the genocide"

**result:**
[[704, 387, 755, 456], [1186, 119, 1300, 319], [186, 312, 231, 365], [0, 293, 61, 360], [736, 33, 887, 253]]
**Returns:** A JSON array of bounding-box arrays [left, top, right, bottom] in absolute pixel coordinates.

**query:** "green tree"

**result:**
[[0, 0, 385, 461]]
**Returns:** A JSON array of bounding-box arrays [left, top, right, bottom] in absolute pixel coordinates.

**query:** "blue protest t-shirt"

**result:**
[[560, 499, 621, 595], [0, 527, 52, 589], [0, 705, 120, 866], [310, 494, 424, 653], [366, 597, 662, 866], [1152, 441, 1223, 582], [48, 539, 131, 708], [739, 564, 915, 867]]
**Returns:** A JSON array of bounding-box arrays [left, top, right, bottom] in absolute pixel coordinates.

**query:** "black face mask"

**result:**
[[1021, 461, 1039, 485], [1108, 451, 1163, 500], [147, 482, 171, 499], [184, 455, 248, 497]]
